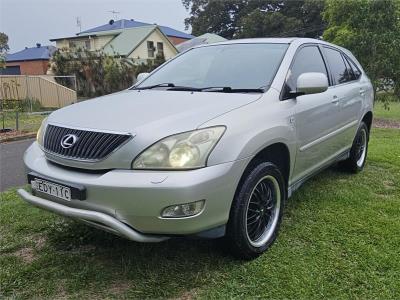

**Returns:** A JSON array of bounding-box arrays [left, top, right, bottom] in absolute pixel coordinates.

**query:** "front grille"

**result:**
[[43, 125, 131, 161]]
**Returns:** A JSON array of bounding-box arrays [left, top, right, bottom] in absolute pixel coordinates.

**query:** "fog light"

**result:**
[[161, 200, 205, 218]]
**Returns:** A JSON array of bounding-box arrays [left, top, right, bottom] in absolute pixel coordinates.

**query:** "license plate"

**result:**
[[31, 178, 71, 201]]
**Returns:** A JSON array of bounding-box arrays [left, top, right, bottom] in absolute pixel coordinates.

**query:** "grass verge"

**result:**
[[374, 101, 400, 121], [1, 112, 47, 132], [0, 128, 399, 299]]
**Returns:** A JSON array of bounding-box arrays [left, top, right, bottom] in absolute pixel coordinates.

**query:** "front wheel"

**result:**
[[225, 162, 286, 260]]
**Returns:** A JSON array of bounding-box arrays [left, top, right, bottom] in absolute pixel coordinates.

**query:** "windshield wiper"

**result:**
[[167, 86, 202, 92], [135, 83, 175, 90], [168, 86, 265, 93], [136, 84, 265, 93], [199, 86, 265, 93]]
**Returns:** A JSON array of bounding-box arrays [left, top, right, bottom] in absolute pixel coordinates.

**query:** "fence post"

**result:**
[[73, 75, 78, 102], [38, 77, 43, 109], [26, 75, 32, 112], [16, 111, 19, 131], [56, 84, 61, 108]]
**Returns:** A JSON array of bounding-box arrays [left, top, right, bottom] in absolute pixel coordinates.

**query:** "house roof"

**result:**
[[102, 25, 176, 56], [176, 33, 228, 52], [79, 19, 194, 39], [6, 45, 56, 62]]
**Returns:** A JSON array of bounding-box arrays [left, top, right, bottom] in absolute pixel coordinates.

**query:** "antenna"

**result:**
[[108, 10, 120, 20], [76, 17, 82, 33]]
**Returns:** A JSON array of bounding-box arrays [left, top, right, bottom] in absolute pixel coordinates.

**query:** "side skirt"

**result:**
[[288, 150, 350, 198]]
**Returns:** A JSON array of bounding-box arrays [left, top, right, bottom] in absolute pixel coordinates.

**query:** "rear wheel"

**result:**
[[341, 122, 369, 172], [225, 162, 286, 260]]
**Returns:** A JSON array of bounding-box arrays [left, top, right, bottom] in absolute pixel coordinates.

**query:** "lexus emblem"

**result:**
[[60, 134, 78, 149]]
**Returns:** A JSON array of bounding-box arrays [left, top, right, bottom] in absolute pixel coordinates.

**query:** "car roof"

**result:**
[[192, 37, 358, 63], [193, 37, 343, 48]]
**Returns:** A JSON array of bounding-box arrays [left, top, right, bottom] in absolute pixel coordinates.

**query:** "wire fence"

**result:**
[[0, 110, 50, 133]]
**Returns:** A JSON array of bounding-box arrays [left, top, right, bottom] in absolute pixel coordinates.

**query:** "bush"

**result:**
[[51, 48, 165, 98]]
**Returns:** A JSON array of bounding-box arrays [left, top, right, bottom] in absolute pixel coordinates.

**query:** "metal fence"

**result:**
[[0, 110, 50, 133], [0, 75, 77, 111]]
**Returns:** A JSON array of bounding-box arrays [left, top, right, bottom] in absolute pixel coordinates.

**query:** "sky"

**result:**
[[0, 0, 191, 52]]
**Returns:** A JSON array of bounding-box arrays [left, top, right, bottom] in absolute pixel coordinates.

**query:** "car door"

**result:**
[[282, 45, 342, 184], [322, 47, 363, 151]]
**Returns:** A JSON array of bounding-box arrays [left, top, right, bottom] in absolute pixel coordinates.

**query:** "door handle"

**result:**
[[331, 95, 339, 104], [359, 89, 366, 96]]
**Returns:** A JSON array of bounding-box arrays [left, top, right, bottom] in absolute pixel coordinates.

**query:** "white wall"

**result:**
[[129, 29, 177, 60]]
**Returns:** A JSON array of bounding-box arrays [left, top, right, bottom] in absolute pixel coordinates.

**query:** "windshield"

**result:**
[[135, 43, 288, 91]]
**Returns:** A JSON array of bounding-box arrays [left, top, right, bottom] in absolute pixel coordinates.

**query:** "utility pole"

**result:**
[[76, 17, 82, 33]]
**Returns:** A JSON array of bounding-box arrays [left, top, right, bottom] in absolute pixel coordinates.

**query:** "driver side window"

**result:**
[[283, 46, 328, 99]]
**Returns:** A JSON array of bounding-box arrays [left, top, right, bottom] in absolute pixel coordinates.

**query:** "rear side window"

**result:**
[[324, 47, 349, 85], [342, 55, 356, 81], [345, 56, 362, 80], [283, 46, 328, 98]]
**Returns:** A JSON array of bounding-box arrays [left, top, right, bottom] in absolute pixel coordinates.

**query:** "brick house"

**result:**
[[2, 44, 56, 75]]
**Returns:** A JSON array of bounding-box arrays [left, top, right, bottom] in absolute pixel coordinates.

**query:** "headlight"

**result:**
[[36, 117, 48, 146], [132, 126, 226, 170]]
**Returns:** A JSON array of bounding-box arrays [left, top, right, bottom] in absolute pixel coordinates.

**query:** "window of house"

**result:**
[[85, 40, 91, 50], [147, 41, 155, 58], [69, 39, 90, 50], [323, 47, 349, 85], [157, 42, 164, 56], [283, 46, 328, 99]]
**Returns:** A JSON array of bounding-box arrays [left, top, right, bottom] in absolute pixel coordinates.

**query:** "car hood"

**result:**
[[45, 89, 262, 169], [48, 89, 262, 134]]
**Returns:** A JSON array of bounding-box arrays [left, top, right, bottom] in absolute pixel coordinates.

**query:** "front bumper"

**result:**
[[21, 142, 249, 239], [18, 189, 168, 242]]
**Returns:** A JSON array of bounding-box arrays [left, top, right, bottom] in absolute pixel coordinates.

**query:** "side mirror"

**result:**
[[295, 72, 328, 96], [136, 72, 150, 83]]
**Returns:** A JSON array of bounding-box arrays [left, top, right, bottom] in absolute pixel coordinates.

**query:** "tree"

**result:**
[[238, 10, 302, 38], [182, 0, 325, 39], [323, 0, 400, 97], [0, 32, 10, 68]]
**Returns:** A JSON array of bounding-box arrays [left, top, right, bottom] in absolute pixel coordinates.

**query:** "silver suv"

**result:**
[[19, 38, 373, 259]]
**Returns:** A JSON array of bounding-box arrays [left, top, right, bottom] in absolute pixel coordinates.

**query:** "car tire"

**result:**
[[225, 161, 286, 260], [341, 122, 369, 173]]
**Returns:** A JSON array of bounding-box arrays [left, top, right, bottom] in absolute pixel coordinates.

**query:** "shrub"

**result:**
[[51, 48, 165, 98]]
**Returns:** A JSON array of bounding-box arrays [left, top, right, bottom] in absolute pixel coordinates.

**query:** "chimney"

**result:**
[[121, 19, 125, 29], [36, 43, 41, 48]]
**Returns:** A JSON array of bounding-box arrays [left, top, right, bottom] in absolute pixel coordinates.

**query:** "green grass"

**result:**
[[374, 101, 400, 121], [1, 112, 47, 132], [1, 128, 400, 299]]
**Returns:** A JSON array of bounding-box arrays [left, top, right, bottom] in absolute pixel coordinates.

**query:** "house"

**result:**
[[176, 33, 228, 52], [50, 20, 186, 62], [77, 19, 195, 45], [51, 25, 178, 63], [1, 44, 56, 75]]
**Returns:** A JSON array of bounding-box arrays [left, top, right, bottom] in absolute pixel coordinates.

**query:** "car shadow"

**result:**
[[42, 164, 349, 298], [44, 216, 238, 298]]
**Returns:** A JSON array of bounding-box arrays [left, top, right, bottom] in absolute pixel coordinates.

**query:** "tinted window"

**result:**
[[137, 43, 289, 90], [346, 56, 362, 80], [283, 46, 328, 98], [342, 55, 356, 81], [324, 47, 348, 84]]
